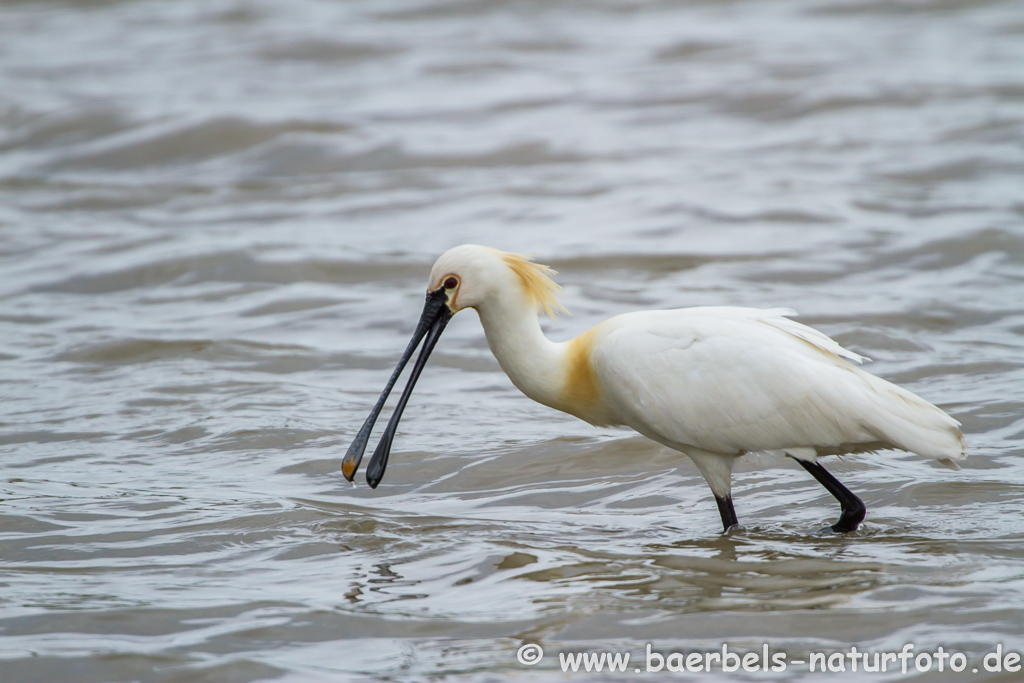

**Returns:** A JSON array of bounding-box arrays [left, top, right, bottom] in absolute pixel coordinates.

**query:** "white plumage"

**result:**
[[344, 244, 966, 533], [589, 307, 964, 507], [595, 307, 963, 460]]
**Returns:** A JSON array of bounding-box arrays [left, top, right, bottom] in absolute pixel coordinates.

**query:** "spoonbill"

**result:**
[[343, 245, 965, 533]]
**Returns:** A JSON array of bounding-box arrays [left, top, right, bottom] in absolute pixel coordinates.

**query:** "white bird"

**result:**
[[344, 244, 966, 533]]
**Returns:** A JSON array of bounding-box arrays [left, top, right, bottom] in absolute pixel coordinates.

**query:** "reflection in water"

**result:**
[[1, 0, 1024, 680]]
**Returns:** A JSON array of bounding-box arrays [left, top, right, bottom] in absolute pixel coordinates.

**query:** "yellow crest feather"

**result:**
[[501, 252, 568, 319]]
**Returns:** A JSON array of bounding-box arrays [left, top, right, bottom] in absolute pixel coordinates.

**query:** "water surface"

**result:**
[[2, 0, 1024, 681]]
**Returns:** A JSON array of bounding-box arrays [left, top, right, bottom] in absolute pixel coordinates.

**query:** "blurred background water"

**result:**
[[1, 0, 1024, 681]]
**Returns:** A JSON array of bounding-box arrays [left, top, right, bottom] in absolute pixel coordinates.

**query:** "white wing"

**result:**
[[592, 307, 965, 462]]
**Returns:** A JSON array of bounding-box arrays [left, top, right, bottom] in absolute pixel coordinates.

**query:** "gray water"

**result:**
[[2, 0, 1024, 681]]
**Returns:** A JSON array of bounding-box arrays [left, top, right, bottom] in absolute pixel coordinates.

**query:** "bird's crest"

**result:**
[[501, 252, 568, 319]]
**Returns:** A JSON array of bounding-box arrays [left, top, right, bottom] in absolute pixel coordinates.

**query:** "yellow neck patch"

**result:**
[[562, 325, 602, 419]]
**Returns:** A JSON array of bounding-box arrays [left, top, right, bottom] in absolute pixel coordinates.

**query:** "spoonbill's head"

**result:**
[[426, 244, 563, 315], [342, 244, 564, 487]]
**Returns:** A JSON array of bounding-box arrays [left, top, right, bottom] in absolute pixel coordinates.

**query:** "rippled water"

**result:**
[[2, 0, 1024, 681]]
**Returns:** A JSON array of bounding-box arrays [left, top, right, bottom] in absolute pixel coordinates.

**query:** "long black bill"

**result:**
[[365, 305, 451, 488], [342, 288, 451, 482]]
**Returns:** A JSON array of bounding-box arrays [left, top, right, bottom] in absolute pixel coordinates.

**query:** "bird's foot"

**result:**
[[812, 522, 862, 536], [831, 499, 866, 533]]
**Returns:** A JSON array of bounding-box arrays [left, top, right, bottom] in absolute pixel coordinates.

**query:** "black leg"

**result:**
[[714, 494, 739, 532], [797, 460, 866, 532]]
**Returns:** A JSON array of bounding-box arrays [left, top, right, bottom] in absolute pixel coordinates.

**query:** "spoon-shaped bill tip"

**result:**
[[342, 457, 358, 481]]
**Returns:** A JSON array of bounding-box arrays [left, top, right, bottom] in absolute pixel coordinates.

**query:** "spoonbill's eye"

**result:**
[[444, 277, 458, 289]]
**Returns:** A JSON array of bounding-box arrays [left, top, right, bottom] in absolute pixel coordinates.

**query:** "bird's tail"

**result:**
[[855, 368, 966, 464]]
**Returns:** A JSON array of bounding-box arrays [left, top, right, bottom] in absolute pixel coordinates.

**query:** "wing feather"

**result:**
[[592, 308, 964, 461]]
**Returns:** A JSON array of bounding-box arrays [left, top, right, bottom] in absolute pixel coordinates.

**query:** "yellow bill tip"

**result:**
[[342, 459, 357, 481]]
